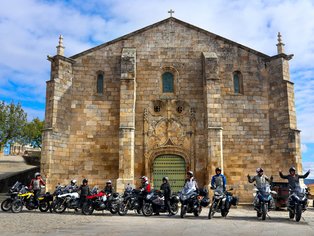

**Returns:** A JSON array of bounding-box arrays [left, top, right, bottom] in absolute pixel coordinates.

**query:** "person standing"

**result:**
[[160, 176, 174, 216], [29, 172, 45, 206]]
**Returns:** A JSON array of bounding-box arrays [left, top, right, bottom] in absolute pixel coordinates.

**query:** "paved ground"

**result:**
[[1, 207, 314, 236], [0, 155, 36, 180]]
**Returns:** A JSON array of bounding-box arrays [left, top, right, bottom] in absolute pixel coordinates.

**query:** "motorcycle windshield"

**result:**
[[293, 186, 306, 198]]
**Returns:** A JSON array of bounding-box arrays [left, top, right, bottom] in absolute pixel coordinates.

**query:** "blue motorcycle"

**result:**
[[253, 183, 276, 220], [288, 186, 308, 222]]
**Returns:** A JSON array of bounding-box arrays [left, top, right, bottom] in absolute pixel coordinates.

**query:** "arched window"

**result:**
[[162, 72, 174, 93], [97, 73, 104, 94], [233, 71, 243, 94]]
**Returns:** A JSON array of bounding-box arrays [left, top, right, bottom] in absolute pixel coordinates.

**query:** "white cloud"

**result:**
[[301, 144, 308, 153]]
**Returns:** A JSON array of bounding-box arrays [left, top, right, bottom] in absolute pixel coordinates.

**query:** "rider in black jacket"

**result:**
[[78, 178, 90, 207], [160, 176, 174, 215], [279, 167, 310, 190]]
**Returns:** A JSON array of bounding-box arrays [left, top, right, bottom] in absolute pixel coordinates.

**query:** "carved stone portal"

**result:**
[[144, 99, 196, 177]]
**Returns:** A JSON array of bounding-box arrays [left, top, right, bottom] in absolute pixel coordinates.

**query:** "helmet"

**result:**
[[289, 167, 296, 173], [71, 179, 77, 185], [162, 176, 169, 182], [187, 171, 193, 176], [215, 167, 222, 173], [82, 178, 88, 184], [34, 172, 41, 178], [256, 168, 264, 174], [106, 180, 112, 184], [140, 176, 148, 182]]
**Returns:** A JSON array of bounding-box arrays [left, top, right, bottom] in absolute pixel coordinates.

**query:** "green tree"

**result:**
[[21, 118, 44, 148], [0, 101, 27, 152]]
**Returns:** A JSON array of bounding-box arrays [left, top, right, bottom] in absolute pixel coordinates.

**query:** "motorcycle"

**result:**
[[118, 188, 143, 216], [53, 185, 80, 213], [287, 186, 308, 222], [82, 187, 120, 215], [141, 190, 179, 216], [208, 186, 236, 219], [1, 181, 23, 212], [179, 187, 202, 218], [253, 183, 276, 220], [11, 186, 53, 213]]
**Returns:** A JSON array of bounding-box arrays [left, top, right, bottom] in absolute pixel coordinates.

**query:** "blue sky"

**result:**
[[0, 0, 313, 176]]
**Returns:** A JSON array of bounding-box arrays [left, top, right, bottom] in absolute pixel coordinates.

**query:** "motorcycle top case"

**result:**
[[200, 197, 210, 207]]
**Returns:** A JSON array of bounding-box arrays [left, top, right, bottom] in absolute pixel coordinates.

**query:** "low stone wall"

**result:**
[[22, 151, 41, 166], [0, 166, 40, 193]]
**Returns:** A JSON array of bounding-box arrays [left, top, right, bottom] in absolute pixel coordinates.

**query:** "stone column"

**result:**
[[202, 52, 223, 186], [116, 48, 137, 192]]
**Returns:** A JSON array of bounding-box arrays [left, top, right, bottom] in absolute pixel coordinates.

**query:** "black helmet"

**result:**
[[162, 176, 169, 182], [289, 167, 296, 173], [215, 167, 222, 173], [82, 178, 88, 184]]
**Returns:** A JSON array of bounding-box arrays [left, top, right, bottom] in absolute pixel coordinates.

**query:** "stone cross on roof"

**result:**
[[56, 35, 65, 56], [168, 9, 174, 17], [276, 32, 285, 54]]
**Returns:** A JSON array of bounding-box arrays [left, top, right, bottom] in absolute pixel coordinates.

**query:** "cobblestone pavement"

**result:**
[[1, 207, 314, 236]]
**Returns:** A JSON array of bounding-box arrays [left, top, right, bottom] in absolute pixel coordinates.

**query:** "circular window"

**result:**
[[177, 106, 183, 113], [154, 105, 161, 113]]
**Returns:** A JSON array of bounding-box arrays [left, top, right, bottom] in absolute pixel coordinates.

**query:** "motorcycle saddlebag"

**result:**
[[230, 196, 239, 206], [200, 197, 210, 207]]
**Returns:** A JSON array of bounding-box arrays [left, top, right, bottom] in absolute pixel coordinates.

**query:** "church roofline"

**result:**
[[70, 17, 271, 60]]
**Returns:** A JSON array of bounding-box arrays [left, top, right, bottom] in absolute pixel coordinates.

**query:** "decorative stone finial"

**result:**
[[56, 35, 65, 56], [276, 32, 285, 54]]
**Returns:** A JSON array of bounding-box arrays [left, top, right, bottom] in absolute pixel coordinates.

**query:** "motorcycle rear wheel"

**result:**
[[221, 209, 228, 217], [180, 205, 187, 218], [11, 200, 23, 213], [142, 203, 153, 216], [118, 202, 128, 216], [39, 202, 50, 212], [1, 199, 12, 212], [170, 203, 178, 215], [289, 210, 295, 219], [295, 204, 302, 222]]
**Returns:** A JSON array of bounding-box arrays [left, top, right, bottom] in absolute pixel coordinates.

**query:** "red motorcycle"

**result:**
[[82, 187, 120, 215]]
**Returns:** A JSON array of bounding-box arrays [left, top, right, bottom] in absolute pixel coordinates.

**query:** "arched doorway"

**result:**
[[152, 154, 186, 192]]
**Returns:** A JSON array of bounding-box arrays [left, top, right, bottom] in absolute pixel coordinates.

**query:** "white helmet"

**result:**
[[71, 179, 77, 185], [34, 172, 41, 178], [106, 180, 112, 184]]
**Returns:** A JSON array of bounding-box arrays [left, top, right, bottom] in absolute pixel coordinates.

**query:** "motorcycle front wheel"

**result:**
[[170, 202, 179, 215], [110, 202, 119, 214], [118, 202, 128, 216], [142, 203, 153, 216], [261, 203, 267, 220], [208, 202, 216, 219], [53, 200, 66, 213], [180, 205, 187, 218], [11, 199, 23, 213], [82, 202, 94, 215], [1, 199, 12, 212], [295, 204, 302, 222]]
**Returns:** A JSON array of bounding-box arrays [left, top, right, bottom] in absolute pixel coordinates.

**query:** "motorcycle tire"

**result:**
[[109, 203, 119, 215], [142, 203, 153, 216], [208, 203, 215, 219], [118, 202, 128, 216], [257, 212, 262, 218], [53, 201, 66, 213], [11, 199, 23, 213], [39, 202, 50, 212], [180, 205, 187, 218], [221, 209, 228, 217], [261, 203, 267, 221], [82, 202, 94, 215], [170, 203, 179, 215], [295, 204, 302, 222], [289, 210, 295, 219], [136, 208, 142, 214], [1, 199, 12, 212]]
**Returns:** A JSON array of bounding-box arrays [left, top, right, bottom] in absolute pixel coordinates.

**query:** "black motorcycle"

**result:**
[[1, 181, 22, 212], [287, 186, 308, 222], [253, 183, 276, 220], [208, 186, 236, 219], [179, 187, 202, 218], [118, 189, 142, 216], [142, 190, 179, 216]]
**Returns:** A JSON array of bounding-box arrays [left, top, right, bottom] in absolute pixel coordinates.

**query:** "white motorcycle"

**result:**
[[53, 185, 80, 213]]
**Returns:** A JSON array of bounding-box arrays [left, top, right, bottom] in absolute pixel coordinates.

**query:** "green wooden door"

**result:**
[[153, 155, 186, 193]]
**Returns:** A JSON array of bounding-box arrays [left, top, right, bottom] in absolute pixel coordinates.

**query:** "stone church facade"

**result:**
[[41, 17, 302, 200]]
